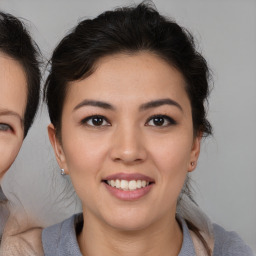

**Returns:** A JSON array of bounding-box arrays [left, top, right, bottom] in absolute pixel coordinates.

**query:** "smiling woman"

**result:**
[[0, 11, 42, 255], [51, 53, 195, 234], [43, 3, 253, 256]]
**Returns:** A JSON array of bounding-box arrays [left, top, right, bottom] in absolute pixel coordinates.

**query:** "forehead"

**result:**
[[66, 52, 189, 107], [0, 52, 27, 117]]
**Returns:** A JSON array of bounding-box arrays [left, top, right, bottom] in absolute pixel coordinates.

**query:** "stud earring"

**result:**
[[60, 169, 66, 176], [191, 162, 195, 167]]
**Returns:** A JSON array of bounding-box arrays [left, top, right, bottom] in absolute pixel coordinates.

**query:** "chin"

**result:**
[[103, 209, 156, 232]]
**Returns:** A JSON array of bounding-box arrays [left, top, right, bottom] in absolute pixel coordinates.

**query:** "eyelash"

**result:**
[[80, 114, 176, 128], [146, 115, 177, 127], [0, 123, 13, 132], [80, 115, 110, 127]]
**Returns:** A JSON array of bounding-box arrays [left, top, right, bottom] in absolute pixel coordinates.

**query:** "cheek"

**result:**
[[61, 129, 109, 196], [0, 138, 22, 177], [62, 137, 109, 210], [148, 133, 193, 195], [63, 132, 108, 172], [150, 133, 193, 171]]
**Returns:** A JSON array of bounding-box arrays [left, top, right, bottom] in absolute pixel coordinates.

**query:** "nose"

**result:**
[[110, 124, 147, 165]]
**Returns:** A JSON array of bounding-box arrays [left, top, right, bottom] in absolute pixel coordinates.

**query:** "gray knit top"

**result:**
[[42, 214, 254, 256]]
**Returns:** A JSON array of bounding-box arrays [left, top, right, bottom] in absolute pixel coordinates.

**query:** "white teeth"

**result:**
[[120, 180, 129, 190], [115, 179, 121, 188], [106, 179, 151, 190], [110, 180, 115, 187], [128, 180, 137, 190]]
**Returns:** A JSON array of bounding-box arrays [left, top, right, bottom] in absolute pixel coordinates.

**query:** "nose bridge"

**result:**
[[110, 121, 146, 163]]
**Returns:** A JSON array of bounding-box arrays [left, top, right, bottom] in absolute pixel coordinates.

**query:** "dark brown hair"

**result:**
[[44, 3, 212, 254], [0, 12, 41, 137], [45, 3, 212, 139]]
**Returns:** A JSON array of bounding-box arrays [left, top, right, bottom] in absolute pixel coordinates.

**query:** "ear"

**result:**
[[48, 124, 69, 175], [188, 133, 202, 172]]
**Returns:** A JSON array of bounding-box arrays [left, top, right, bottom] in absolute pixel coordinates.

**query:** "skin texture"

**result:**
[[0, 53, 26, 180], [48, 52, 201, 256], [0, 52, 43, 256], [0, 216, 43, 256]]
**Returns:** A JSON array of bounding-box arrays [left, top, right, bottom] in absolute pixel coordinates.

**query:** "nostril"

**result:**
[[110, 138, 147, 164], [113, 157, 144, 164]]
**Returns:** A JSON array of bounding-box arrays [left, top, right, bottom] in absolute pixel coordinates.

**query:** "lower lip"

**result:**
[[103, 182, 153, 201]]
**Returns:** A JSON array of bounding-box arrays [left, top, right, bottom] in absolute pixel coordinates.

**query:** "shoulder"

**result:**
[[213, 223, 254, 256], [1, 221, 43, 256], [42, 213, 83, 256], [0, 210, 43, 256]]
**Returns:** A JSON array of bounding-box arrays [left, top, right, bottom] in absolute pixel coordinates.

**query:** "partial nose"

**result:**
[[110, 125, 147, 165]]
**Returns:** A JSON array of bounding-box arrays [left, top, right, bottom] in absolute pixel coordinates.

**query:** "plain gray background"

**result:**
[[1, 0, 255, 252]]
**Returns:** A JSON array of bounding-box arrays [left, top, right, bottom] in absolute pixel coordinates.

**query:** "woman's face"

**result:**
[[0, 53, 26, 180], [49, 52, 201, 231]]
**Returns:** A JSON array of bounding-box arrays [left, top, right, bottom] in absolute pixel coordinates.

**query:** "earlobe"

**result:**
[[188, 133, 202, 172], [47, 124, 68, 174]]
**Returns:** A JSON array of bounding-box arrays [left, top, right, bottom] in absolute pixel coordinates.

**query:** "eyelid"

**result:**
[[145, 114, 177, 126], [80, 115, 111, 127], [0, 123, 13, 132]]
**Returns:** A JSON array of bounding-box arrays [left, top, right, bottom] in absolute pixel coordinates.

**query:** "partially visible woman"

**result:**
[[43, 3, 253, 256], [0, 12, 43, 255]]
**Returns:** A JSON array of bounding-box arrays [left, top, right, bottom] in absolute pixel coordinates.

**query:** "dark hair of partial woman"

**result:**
[[44, 2, 212, 255], [0, 11, 41, 137]]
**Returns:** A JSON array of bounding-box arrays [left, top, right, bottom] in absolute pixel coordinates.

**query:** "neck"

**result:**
[[78, 211, 183, 256]]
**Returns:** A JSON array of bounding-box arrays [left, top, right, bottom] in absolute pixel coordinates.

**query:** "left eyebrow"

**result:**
[[0, 109, 24, 124], [139, 98, 183, 112], [73, 100, 115, 111]]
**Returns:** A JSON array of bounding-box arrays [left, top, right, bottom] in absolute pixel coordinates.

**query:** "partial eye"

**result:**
[[81, 115, 110, 127], [0, 123, 12, 132], [146, 115, 176, 127]]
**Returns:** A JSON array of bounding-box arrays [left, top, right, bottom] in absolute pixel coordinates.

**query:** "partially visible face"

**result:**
[[0, 53, 27, 180], [49, 52, 201, 231]]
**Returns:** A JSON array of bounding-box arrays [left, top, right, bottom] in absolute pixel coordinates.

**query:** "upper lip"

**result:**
[[103, 173, 155, 182]]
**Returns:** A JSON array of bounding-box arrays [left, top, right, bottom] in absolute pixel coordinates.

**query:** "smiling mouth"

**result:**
[[104, 179, 154, 191]]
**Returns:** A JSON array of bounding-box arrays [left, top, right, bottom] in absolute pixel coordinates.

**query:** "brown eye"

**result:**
[[81, 115, 110, 127], [92, 117, 104, 126], [152, 117, 165, 126], [146, 115, 176, 127]]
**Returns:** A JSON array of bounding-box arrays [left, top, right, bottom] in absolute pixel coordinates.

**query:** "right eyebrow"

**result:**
[[73, 100, 115, 112], [0, 109, 23, 124]]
